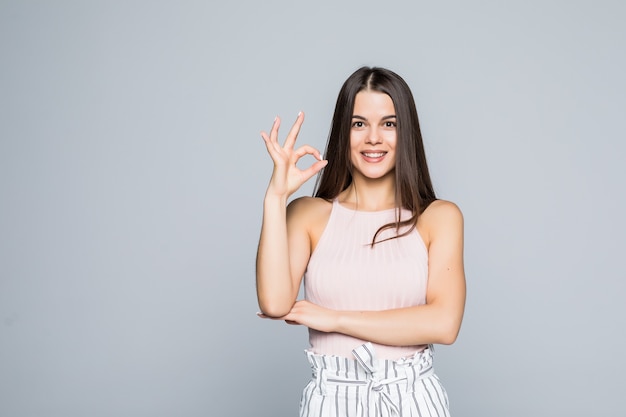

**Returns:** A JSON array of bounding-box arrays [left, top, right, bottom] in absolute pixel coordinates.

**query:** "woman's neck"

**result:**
[[338, 175, 397, 211]]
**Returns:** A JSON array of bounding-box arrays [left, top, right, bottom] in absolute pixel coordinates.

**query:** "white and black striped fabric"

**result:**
[[300, 343, 450, 417]]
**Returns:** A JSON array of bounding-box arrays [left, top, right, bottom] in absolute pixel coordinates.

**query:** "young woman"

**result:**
[[257, 67, 465, 417]]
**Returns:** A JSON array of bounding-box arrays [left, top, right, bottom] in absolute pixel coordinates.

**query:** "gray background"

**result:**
[[1, 1, 625, 416]]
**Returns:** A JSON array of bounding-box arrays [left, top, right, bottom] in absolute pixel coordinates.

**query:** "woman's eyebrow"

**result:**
[[351, 115, 397, 120]]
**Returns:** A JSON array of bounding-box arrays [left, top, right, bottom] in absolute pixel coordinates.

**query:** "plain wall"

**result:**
[[1, 1, 625, 416]]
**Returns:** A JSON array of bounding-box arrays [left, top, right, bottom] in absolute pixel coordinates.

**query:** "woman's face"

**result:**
[[349, 90, 397, 181]]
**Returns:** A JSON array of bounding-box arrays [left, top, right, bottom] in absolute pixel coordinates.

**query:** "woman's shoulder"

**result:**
[[287, 197, 333, 247], [422, 199, 463, 219], [417, 199, 464, 245], [287, 196, 333, 224]]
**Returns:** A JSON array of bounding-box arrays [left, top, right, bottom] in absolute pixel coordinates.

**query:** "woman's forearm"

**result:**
[[334, 302, 464, 346], [256, 194, 297, 317]]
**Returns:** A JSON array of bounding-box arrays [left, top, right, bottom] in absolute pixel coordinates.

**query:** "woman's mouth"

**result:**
[[361, 151, 387, 162], [362, 152, 386, 158]]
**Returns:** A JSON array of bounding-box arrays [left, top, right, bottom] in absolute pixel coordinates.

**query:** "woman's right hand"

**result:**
[[260, 112, 328, 198]]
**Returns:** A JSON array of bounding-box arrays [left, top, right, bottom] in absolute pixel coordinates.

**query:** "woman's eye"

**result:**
[[352, 121, 364, 128], [385, 121, 397, 128]]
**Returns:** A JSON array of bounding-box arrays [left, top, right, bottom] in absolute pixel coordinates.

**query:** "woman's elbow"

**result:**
[[256, 285, 296, 318], [258, 300, 292, 318], [437, 331, 459, 345], [435, 319, 462, 345]]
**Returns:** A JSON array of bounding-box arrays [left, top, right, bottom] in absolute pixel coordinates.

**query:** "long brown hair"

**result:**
[[313, 67, 437, 245]]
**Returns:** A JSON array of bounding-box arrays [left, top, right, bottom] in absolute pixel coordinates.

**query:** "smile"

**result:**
[[362, 152, 386, 158]]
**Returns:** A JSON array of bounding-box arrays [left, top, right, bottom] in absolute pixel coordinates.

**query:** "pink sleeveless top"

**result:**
[[304, 199, 428, 360]]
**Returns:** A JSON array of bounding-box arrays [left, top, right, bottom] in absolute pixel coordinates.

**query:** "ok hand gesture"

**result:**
[[261, 112, 328, 198]]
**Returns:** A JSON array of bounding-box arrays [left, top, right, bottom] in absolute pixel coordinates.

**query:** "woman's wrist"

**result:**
[[264, 190, 289, 207]]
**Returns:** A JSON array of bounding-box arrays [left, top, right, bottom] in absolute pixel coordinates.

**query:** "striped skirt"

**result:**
[[300, 343, 450, 417]]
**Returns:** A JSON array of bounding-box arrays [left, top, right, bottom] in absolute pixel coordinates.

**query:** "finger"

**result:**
[[283, 111, 304, 150], [260, 131, 281, 160], [292, 145, 327, 177], [293, 144, 324, 161], [299, 159, 329, 183], [260, 130, 272, 150], [269, 116, 281, 143], [285, 320, 301, 325], [257, 311, 288, 321], [261, 117, 283, 156]]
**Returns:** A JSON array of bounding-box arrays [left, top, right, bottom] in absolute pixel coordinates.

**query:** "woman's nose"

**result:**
[[365, 129, 382, 145]]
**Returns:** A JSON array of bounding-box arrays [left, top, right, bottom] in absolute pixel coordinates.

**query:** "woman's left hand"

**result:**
[[257, 300, 338, 333]]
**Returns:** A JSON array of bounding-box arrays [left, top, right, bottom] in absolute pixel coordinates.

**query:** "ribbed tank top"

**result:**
[[304, 199, 428, 360]]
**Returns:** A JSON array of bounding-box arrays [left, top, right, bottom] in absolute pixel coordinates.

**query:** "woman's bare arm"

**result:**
[[256, 113, 327, 317]]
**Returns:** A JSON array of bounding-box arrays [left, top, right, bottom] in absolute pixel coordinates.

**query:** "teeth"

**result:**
[[363, 152, 385, 158]]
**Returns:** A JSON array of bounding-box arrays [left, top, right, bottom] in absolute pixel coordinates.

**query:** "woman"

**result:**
[[257, 67, 465, 417]]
